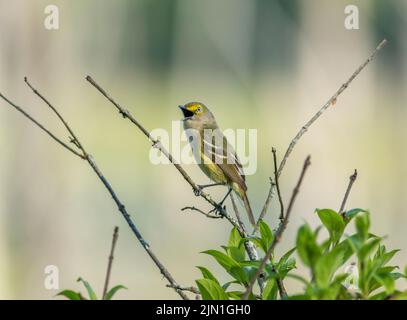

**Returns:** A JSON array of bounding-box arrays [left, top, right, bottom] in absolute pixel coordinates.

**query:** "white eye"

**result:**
[[196, 106, 202, 113]]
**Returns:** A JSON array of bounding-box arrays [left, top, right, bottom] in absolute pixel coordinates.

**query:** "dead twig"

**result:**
[[181, 206, 222, 219], [102, 226, 119, 300], [272, 148, 284, 221], [166, 284, 200, 295], [339, 169, 358, 216], [258, 39, 387, 224]]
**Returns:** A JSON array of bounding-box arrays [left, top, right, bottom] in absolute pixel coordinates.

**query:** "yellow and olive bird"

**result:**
[[179, 102, 256, 226]]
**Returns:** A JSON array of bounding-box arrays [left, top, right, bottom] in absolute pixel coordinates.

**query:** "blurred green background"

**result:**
[[0, 0, 406, 299]]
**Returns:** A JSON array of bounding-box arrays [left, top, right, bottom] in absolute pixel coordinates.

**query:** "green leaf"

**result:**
[[278, 258, 296, 278], [390, 272, 406, 280], [374, 274, 395, 295], [359, 237, 381, 262], [226, 291, 243, 300], [259, 220, 274, 251], [77, 277, 97, 300], [202, 250, 247, 283], [225, 246, 246, 262], [222, 280, 239, 291], [196, 279, 229, 300], [202, 250, 240, 271], [345, 208, 366, 220], [104, 285, 127, 300], [262, 278, 279, 300], [368, 267, 404, 294], [316, 209, 345, 245], [355, 213, 370, 241], [286, 274, 310, 286], [314, 243, 348, 288], [378, 266, 398, 274], [331, 273, 350, 286], [366, 249, 400, 287], [228, 227, 242, 248], [369, 291, 388, 300], [288, 294, 311, 300], [197, 266, 220, 285], [379, 249, 400, 266], [296, 224, 322, 268], [56, 290, 82, 300], [277, 247, 296, 267]]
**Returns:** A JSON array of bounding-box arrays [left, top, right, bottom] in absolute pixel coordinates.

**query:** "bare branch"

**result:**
[[259, 39, 387, 223], [24, 77, 86, 153], [257, 178, 276, 228], [166, 284, 200, 295], [0, 92, 85, 159], [181, 206, 222, 219], [243, 155, 311, 300], [339, 169, 358, 216], [0, 80, 189, 300], [272, 148, 284, 221], [102, 226, 119, 300]]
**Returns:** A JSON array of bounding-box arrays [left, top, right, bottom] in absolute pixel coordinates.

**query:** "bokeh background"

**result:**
[[0, 0, 406, 299]]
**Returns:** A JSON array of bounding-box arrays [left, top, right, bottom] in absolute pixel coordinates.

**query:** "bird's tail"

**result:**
[[242, 192, 256, 227]]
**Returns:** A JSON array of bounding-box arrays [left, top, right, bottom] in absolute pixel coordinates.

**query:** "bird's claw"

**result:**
[[209, 204, 226, 216]]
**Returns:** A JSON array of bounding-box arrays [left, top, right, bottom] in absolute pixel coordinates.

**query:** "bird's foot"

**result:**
[[209, 203, 226, 216]]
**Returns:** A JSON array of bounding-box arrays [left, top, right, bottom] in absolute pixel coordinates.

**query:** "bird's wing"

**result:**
[[202, 129, 247, 191]]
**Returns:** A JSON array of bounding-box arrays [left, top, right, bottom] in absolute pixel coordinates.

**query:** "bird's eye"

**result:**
[[196, 107, 202, 113]]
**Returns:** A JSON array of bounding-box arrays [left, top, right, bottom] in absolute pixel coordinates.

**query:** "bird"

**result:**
[[179, 102, 256, 226]]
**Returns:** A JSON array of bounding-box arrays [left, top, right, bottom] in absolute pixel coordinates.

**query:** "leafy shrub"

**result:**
[[195, 209, 407, 300]]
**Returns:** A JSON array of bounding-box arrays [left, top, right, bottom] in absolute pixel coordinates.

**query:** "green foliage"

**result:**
[[104, 285, 128, 300], [195, 225, 296, 300], [316, 209, 345, 245], [195, 279, 229, 300], [57, 277, 127, 300], [195, 209, 407, 300]]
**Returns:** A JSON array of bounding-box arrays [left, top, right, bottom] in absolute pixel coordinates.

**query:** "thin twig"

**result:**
[[181, 206, 222, 219], [243, 156, 311, 300], [339, 169, 358, 216], [258, 39, 387, 224], [256, 178, 276, 231], [272, 148, 284, 221], [102, 226, 119, 300], [0, 92, 85, 159], [166, 284, 200, 295], [24, 77, 86, 153], [0, 79, 189, 300]]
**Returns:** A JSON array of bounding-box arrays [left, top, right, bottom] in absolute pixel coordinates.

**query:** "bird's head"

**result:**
[[179, 102, 216, 128]]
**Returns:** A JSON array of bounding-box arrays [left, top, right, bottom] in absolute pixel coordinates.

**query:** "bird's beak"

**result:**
[[179, 105, 194, 120]]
